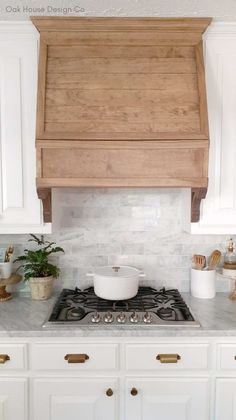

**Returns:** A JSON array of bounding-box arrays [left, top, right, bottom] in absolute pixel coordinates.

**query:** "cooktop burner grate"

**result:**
[[44, 286, 199, 327]]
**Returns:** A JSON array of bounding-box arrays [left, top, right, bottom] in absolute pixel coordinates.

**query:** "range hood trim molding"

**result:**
[[31, 16, 212, 33]]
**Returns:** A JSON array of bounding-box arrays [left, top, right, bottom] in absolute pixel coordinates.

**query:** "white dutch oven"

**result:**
[[88, 265, 145, 300]]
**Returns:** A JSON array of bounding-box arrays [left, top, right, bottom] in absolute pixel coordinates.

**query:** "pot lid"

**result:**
[[94, 265, 140, 278]]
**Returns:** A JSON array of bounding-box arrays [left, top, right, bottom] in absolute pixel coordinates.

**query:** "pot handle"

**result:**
[[86, 272, 94, 278], [139, 272, 146, 278]]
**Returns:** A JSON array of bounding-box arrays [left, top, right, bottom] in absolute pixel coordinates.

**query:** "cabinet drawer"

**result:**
[[125, 343, 209, 370], [0, 344, 27, 370], [218, 345, 236, 369], [32, 343, 119, 370]]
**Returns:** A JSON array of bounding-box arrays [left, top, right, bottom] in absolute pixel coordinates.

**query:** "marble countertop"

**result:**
[[0, 292, 236, 337]]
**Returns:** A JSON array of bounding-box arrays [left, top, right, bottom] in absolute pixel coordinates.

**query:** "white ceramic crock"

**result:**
[[190, 268, 216, 299], [0, 261, 12, 279], [88, 265, 145, 300]]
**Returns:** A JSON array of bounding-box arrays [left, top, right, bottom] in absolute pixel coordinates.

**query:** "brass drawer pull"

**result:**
[[130, 387, 138, 396], [64, 354, 89, 364], [0, 354, 10, 364], [156, 354, 181, 364], [106, 388, 113, 397]]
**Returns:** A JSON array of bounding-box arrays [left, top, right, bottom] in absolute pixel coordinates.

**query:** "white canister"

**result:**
[[190, 268, 216, 299], [0, 262, 12, 279]]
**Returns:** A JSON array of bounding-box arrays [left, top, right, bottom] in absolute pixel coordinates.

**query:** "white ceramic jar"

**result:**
[[190, 268, 216, 299], [0, 261, 12, 279]]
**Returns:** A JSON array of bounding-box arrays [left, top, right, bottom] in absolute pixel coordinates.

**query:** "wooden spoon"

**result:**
[[193, 254, 206, 270], [207, 250, 221, 270]]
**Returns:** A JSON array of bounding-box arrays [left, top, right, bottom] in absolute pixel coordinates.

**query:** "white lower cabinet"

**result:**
[[33, 377, 118, 420], [126, 378, 210, 420], [216, 379, 236, 420], [4, 338, 236, 420], [0, 378, 27, 420]]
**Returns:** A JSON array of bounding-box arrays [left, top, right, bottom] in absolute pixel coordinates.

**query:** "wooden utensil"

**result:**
[[4, 245, 14, 262], [207, 250, 221, 270], [193, 254, 206, 270]]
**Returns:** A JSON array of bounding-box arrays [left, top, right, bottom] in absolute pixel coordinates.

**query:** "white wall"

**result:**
[[0, 0, 236, 20]]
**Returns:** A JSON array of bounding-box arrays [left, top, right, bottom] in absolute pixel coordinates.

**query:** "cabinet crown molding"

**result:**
[[0, 21, 38, 35], [205, 21, 236, 34]]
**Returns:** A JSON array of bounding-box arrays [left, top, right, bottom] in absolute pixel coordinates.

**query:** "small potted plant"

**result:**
[[14, 234, 64, 300]]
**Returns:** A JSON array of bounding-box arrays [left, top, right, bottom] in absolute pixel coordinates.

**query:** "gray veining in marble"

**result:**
[[0, 188, 234, 294], [0, 292, 236, 337]]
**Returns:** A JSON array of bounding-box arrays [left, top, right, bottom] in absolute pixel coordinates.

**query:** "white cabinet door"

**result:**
[[0, 22, 50, 233], [126, 378, 210, 420], [33, 378, 118, 420], [0, 378, 27, 420], [185, 23, 236, 234], [216, 378, 236, 420]]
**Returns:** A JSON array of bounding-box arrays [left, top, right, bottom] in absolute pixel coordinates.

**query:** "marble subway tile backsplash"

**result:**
[[0, 188, 233, 293]]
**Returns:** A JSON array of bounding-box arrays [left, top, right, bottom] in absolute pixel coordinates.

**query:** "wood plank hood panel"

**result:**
[[31, 17, 212, 223]]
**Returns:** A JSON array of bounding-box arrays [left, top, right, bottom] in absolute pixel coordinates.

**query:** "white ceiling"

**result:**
[[0, 0, 236, 20]]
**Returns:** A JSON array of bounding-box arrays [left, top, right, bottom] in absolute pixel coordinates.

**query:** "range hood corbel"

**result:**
[[32, 17, 212, 224], [37, 188, 52, 223]]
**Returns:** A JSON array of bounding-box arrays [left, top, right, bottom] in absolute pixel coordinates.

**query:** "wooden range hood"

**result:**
[[31, 17, 212, 223]]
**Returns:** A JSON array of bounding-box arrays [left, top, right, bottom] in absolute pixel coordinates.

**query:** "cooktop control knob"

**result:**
[[104, 312, 113, 323], [130, 312, 139, 323], [143, 312, 152, 324], [117, 312, 126, 323], [91, 312, 101, 323]]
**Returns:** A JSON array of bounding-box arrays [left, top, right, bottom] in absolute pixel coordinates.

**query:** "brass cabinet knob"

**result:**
[[156, 354, 181, 364], [64, 354, 89, 363], [0, 354, 10, 364], [130, 387, 138, 396], [106, 388, 113, 397]]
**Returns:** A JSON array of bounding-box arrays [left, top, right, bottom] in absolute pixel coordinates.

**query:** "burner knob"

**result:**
[[104, 312, 114, 323], [130, 312, 139, 323], [143, 312, 152, 324], [117, 312, 126, 323], [91, 312, 101, 323]]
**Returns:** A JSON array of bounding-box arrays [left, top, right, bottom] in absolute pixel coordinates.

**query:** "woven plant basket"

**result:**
[[29, 276, 54, 300]]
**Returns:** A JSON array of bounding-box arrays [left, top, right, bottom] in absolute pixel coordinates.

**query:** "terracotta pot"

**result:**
[[29, 276, 54, 300]]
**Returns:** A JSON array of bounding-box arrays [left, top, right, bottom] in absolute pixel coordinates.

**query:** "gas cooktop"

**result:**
[[43, 286, 200, 327]]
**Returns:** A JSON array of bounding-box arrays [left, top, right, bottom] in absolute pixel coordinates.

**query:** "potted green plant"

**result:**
[[14, 234, 64, 300]]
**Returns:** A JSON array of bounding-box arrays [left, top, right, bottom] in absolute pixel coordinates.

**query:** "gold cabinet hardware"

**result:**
[[156, 354, 181, 363], [64, 354, 89, 364], [0, 354, 10, 364], [106, 388, 113, 397], [130, 387, 138, 396]]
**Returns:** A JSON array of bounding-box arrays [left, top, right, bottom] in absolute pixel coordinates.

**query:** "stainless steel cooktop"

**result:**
[[43, 286, 200, 327]]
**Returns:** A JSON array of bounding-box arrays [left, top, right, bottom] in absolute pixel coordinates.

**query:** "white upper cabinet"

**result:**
[[0, 22, 51, 233], [185, 23, 236, 234]]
